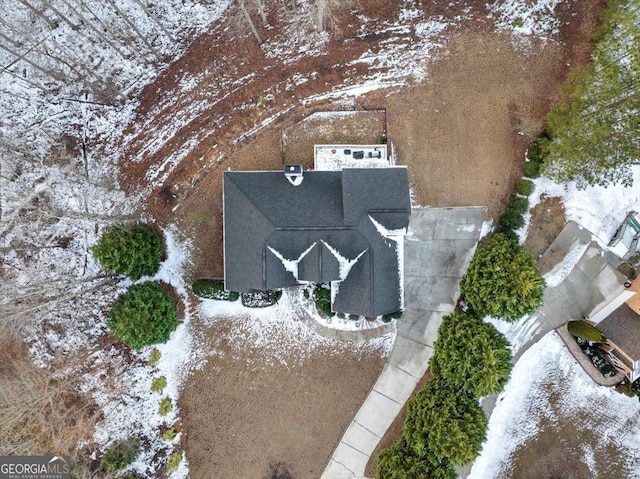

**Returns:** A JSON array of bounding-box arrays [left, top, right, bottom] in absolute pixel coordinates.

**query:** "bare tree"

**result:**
[[17, 0, 57, 29], [57, 0, 131, 60], [105, 0, 162, 61], [132, 0, 176, 43], [238, 0, 264, 45]]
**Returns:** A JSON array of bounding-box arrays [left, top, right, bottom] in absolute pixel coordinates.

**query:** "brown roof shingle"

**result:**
[[598, 303, 640, 361]]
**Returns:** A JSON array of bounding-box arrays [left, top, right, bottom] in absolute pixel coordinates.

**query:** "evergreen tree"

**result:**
[[404, 379, 487, 466], [430, 312, 513, 397], [107, 282, 177, 349], [93, 223, 163, 279], [542, 0, 640, 187], [460, 234, 545, 321], [377, 436, 456, 479]]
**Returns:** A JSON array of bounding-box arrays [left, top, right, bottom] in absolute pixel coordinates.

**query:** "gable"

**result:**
[[297, 242, 341, 283]]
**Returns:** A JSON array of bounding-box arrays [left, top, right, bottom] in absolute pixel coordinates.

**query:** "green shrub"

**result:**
[[507, 194, 529, 215], [568, 320, 607, 342], [404, 379, 487, 466], [314, 285, 335, 318], [159, 397, 172, 416], [108, 282, 177, 350], [92, 223, 162, 280], [102, 437, 141, 473], [192, 279, 239, 301], [382, 311, 403, 323], [460, 234, 545, 321], [162, 428, 177, 441], [166, 451, 182, 471], [523, 160, 541, 178], [498, 209, 524, 233], [514, 178, 534, 196], [148, 348, 161, 366], [430, 313, 513, 397], [272, 290, 283, 303], [377, 436, 456, 479], [151, 376, 167, 393]]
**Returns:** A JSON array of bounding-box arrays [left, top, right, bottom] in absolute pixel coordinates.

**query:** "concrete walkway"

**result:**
[[321, 206, 487, 479]]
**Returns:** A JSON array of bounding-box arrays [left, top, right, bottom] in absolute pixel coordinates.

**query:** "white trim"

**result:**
[[590, 290, 636, 324]]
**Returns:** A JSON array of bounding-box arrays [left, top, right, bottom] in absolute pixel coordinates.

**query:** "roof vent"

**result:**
[[284, 164, 303, 186]]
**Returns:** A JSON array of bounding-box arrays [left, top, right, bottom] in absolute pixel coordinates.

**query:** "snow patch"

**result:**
[[543, 243, 589, 288], [532, 166, 640, 248]]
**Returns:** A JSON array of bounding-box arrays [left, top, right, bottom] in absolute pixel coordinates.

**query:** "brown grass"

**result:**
[[0, 332, 99, 460]]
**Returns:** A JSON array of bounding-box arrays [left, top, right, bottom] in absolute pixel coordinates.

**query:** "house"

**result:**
[[223, 165, 411, 317], [608, 211, 640, 260], [593, 280, 640, 382]]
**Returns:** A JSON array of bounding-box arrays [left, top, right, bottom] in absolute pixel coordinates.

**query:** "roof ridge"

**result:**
[[224, 172, 276, 229]]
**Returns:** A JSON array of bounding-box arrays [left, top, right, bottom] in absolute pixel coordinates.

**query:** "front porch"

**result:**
[[555, 323, 625, 387]]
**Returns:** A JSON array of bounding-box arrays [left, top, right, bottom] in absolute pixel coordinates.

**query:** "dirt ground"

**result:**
[[282, 110, 387, 167], [109, 0, 607, 477], [387, 32, 565, 218], [525, 195, 567, 261], [180, 317, 387, 479]]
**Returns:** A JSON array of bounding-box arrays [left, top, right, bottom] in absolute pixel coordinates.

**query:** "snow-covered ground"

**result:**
[[198, 288, 396, 354], [533, 166, 640, 247], [469, 332, 640, 479], [488, 0, 563, 37]]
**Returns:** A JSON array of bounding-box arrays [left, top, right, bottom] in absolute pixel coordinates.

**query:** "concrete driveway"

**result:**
[[321, 206, 487, 479]]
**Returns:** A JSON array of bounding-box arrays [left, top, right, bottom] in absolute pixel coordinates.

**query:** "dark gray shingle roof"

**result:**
[[223, 167, 410, 316]]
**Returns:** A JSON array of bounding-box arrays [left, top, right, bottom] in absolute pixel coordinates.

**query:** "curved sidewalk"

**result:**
[[321, 206, 487, 479]]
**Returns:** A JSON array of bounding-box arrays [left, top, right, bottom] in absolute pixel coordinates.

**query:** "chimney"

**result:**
[[284, 164, 303, 186]]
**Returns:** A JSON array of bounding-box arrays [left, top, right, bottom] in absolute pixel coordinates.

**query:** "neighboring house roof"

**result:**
[[223, 167, 411, 317], [609, 211, 640, 259], [597, 303, 640, 362]]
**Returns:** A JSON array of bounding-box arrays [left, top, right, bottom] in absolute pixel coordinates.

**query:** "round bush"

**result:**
[[460, 234, 545, 321], [377, 436, 456, 479], [430, 313, 513, 397], [498, 209, 524, 233], [404, 379, 487, 466], [102, 437, 141, 473], [507, 194, 529, 215], [523, 161, 541, 179], [166, 451, 182, 471], [93, 223, 162, 279], [514, 178, 534, 196], [108, 282, 177, 349], [568, 320, 607, 342]]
